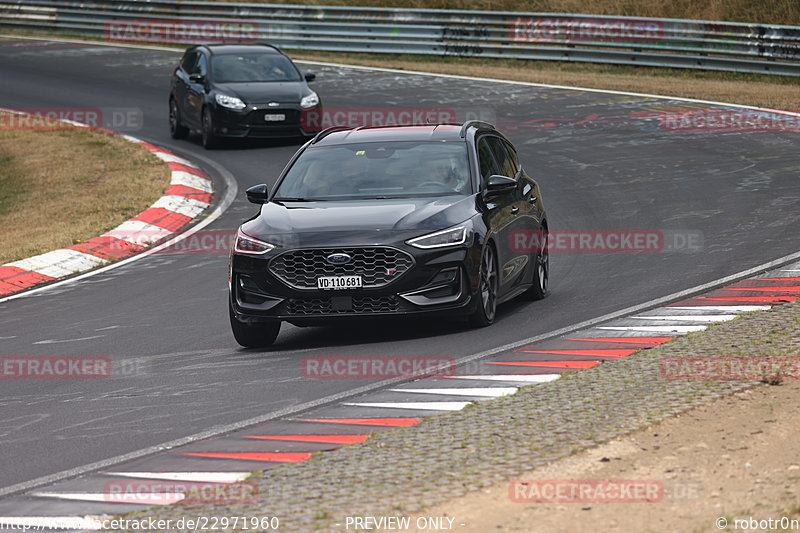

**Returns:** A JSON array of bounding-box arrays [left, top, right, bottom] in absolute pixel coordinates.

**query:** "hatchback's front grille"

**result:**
[[270, 247, 414, 289]]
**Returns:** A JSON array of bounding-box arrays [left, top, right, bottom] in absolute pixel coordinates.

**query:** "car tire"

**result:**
[[169, 98, 189, 139], [522, 227, 549, 301], [201, 107, 219, 149], [469, 243, 498, 327], [229, 301, 281, 348]]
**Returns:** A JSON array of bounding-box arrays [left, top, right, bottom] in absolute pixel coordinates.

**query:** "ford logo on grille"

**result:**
[[326, 253, 352, 264]]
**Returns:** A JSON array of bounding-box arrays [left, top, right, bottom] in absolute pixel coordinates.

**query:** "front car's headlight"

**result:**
[[215, 93, 247, 110], [233, 229, 275, 255], [300, 91, 319, 109], [407, 224, 469, 249]]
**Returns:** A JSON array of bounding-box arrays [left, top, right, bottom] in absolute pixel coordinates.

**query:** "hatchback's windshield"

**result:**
[[211, 53, 301, 83], [274, 142, 471, 200]]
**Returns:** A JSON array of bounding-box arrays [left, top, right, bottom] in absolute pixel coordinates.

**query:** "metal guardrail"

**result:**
[[1, 0, 800, 76]]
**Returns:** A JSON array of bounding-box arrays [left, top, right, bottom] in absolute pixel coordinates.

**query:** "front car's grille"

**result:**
[[270, 247, 414, 289], [287, 295, 400, 315]]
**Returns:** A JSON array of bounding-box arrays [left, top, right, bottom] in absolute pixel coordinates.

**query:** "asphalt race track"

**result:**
[[1, 38, 799, 502]]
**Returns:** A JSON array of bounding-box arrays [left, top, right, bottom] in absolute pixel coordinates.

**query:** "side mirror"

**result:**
[[189, 73, 205, 84], [246, 183, 269, 204], [484, 174, 517, 197], [304, 72, 317, 82]]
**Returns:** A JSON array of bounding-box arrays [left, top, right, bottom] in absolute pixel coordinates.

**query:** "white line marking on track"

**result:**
[[106, 472, 250, 483], [668, 306, 771, 312], [343, 402, 471, 411], [630, 315, 738, 322], [32, 491, 180, 505], [442, 374, 560, 383], [33, 335, 105, 345], [389, 387, 518, 397], [597, 325, 708, 333]]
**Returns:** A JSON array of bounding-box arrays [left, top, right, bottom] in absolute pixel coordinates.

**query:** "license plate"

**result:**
[[264, 113, 285, 122], [317, 275, 362, 290]]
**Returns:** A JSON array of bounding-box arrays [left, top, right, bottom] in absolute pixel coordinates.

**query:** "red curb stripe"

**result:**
[[132, 208, 193, 232], [757, 277, 800, 281], [516, 349, 638, 358], [566, 337, 673, 345], [166, 161, 210, 178], [0, 266, 57, 295], [694, 296, 797, 303], [294, 418, 422, 427], [488, 361, 601, 369], [67, 236, 144, 261], [722, 286, 800, 292], [244, 435, 369, 444], [165, 184, 213, 204], [180, 452, 311, 462]]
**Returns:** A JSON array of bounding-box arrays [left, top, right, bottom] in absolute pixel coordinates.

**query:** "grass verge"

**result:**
[[0, 112, 169, 264]]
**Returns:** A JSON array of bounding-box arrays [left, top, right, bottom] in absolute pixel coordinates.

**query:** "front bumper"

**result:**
[[211, 104, 322, 138], [230, 244, 480, 325]]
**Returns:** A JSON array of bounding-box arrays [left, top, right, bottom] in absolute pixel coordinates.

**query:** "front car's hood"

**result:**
[[216, 81, 306, 104], [242, 196, 479, 248]]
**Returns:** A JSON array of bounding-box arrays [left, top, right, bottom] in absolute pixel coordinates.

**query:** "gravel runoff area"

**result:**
[[110, 299, 800, 532]]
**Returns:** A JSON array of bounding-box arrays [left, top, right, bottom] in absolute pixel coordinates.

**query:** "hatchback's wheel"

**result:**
[[169, 98, 189, 139], [229, 301, 280, 348], [201, 107, 219, 149], [523, 228, 549, 300], [469, 244, 498, 327]]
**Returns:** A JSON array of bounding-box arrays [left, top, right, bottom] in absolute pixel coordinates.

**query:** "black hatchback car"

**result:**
[[229, 121, 549, 347], [169, 43, 321, 148]]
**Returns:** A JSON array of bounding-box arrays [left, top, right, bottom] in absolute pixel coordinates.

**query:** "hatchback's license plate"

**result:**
[[264, 113, 286, 122], [317, 276, 362, 290]]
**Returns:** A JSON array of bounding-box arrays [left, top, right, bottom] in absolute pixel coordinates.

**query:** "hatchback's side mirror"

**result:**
[[246, 183, 269, 204], [484, 174, 517, 197], [304, 72, 317, 82], [189, 73, 205, 84]]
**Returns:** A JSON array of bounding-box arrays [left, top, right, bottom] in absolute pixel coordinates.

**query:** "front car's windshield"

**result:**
[[211, 53, 301, 83], [274, 141, 472, 200]]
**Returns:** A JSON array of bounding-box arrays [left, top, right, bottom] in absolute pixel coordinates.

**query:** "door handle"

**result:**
[[529, 196, 538, 204], [511, 206, 519, 214]]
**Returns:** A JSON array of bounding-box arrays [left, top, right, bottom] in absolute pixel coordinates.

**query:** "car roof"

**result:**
[[312, 124, 469, 146], [194, 44, 284, 56]]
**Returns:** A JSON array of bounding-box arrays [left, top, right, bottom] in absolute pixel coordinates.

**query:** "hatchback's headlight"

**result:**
[[300, 91, 319, 109], [407, 224, 469, 249], [233, 229, 275, 255], [216, 93, 247, 110]]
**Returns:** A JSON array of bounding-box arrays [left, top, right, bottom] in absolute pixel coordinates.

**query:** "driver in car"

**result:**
[[426, 155, 467, 192]]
